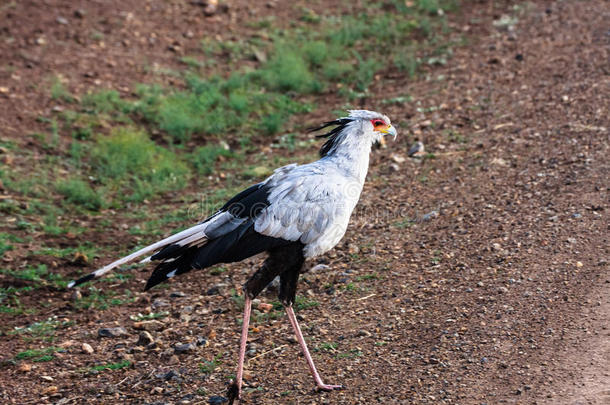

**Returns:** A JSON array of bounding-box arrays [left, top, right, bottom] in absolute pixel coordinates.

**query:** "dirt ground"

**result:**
[[0, 0, 608, 404]]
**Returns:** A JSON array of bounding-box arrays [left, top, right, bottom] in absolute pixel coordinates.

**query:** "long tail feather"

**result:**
[[67, 222, 209, 288]]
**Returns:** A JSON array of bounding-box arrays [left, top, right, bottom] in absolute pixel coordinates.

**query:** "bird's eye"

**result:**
[[373, 120, 385, 127]]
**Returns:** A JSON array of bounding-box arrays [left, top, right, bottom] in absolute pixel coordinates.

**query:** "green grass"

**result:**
[[15, 347, 62, 362], [50, 77, 74, 103], [191, 144, 233, 175], [130, 311, 168, 321], [90, 360, 131, 372], [90, 128, 190, 202], [0, 233, 22, 258], [316, 342, 338, 352], [56, 178, 103, 210], [199, 352, 223, 374], [10, 316, 73, 341], [74, 287, 135, 310], [0, 264, 70, 289]]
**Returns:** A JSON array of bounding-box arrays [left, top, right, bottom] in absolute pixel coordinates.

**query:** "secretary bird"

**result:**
[[68, 109, 396, 402]]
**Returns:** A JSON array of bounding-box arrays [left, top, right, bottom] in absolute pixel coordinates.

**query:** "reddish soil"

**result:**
[[0, 1, 608, 404]]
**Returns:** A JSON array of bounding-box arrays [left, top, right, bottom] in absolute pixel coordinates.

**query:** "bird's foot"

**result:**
[[316, 383, 344, 392], [227, 382, 240, 405]]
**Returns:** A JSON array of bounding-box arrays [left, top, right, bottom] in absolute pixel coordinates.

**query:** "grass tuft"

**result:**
[[91, 128, 190, 202], [56, 178, 103, 210]]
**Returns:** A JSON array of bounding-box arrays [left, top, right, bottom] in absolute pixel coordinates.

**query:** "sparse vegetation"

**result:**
[[90, 360, 131, 372], [199, 352, 223, 374], [15, 347, 62, 362]]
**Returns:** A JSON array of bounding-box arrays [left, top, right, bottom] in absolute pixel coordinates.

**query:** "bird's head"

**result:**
[[311, 110, 397, 157]]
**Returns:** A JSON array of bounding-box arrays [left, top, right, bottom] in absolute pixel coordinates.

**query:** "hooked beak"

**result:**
[[380, 124, 397, 141]]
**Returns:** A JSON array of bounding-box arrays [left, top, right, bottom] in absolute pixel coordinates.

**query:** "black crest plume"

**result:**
[[309, 118, 353, 157]]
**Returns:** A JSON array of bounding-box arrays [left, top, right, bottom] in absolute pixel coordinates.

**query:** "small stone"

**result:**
[[56, 16, 69, 25], [137, 331, 155, 346], [310, 264, 329, 272], [408, 141, 425, 157], [253, 48, 267, 63], [196, 336, 209, 347], [206, 286, 220, 296], [575, 261, 583, 268], [170, 291, 187, 298], [81, 343, 94, 354], [43, 386, 58, 395], [497, 286, 509, 294], [71, 252, 88, 265], [203, 3, 217, 16], [133, 320, 165, 331], [356, 330, 372, 337], [258, 302, 273, 313], [388, 163, 400, 172], [18, 363, 32, 372], [391, 154, 406, 164], [152, 299, 170, 309], [71, 290, 82, 301], [157, 369, 181, 381], [74, 9, 86, 18], [347, 243, 359, 255], [98, 327, 128, 338], [174, 342, 196, 354], [422, 211, 439, 221], [151, 387, 164, 394], [208, 395, 228, 404]]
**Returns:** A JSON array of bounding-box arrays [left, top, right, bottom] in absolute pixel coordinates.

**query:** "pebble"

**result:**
[[81, 342, 94, 354], [422, 211, 439, 221], [42, 386, 58, 395], [98, 327, 128, 338], [133, 320, 165, 331], [310, 264, 329, 272], [208, 396, 228, 405], [18, 363, 32, 372], [137, 331, 155, 346], [408, 141, 425, 157], [152, 299, 170, 309], [389, 163, 401, 172], [258, 302, 273, 313], [356, 330, 372, 337], [206, 286, 220, 295], [71, 290, 82, 301], [170, 291, 187, 298], [56, 16, 68, 25], [391, 154, 406, 164], [174, 342, 196, 354], [157, 369, 181, 382], [497, 286, 509, 294]]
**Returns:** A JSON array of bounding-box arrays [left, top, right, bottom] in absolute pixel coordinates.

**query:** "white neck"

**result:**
[[322, 123, 372, 184]]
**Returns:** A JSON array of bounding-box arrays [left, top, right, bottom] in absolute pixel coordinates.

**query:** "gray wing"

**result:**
[[254, 164, 361, 257]]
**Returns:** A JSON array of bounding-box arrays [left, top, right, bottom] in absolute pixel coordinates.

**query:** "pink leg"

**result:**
[[284, 305, 343, 391], [228, 296, 252, 403]]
